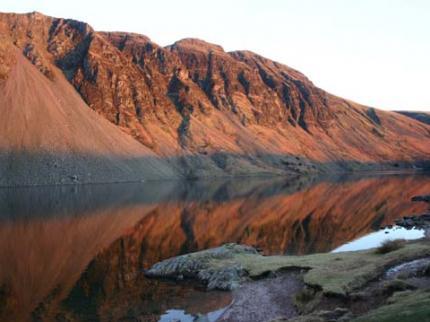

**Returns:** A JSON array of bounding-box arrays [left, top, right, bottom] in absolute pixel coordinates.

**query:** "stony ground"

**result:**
[[146, 240, 430, 322], [218, 271, 303, 322]]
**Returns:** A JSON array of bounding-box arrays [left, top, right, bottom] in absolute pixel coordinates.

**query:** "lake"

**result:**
[[0, 172, 429, 321]]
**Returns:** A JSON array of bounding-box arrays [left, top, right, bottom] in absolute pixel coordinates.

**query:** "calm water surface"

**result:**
[[0, 173, 429, 321]]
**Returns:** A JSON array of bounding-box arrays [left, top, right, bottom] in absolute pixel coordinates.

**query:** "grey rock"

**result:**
[[395, 213, 430, 230], [385, 257, 430, 280], [411, 195, 430, 203], [145, 243, 258, 290], [317, 307, 352, 321]]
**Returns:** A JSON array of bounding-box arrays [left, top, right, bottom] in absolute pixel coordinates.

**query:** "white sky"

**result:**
[[2, 0, 430, 111]]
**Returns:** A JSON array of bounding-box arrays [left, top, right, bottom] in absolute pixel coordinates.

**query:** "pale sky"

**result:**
[[2, 0, 430, 111]]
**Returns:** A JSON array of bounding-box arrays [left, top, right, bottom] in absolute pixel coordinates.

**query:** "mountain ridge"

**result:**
[[0, 11, 429, 185]]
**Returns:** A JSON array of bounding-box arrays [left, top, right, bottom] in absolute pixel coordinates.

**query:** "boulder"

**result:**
[[145, 243, 258, 290]]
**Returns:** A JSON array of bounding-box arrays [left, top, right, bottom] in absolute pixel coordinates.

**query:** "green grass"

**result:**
[[209, 240, 430, 296], [150, 240, 430, 321], [353, 290, 430, 322]]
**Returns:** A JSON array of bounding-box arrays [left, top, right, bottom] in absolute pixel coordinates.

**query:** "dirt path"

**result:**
[[217, 272, 303, 322]]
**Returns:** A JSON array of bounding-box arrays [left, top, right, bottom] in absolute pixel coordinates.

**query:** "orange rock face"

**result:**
[[0, 11, 430, 182]]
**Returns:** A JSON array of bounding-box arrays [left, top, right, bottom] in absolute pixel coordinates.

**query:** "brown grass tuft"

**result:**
[[374, 239, 406, 255]]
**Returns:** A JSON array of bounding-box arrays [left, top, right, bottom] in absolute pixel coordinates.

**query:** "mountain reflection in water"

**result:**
[[0, 173, 429, 321]]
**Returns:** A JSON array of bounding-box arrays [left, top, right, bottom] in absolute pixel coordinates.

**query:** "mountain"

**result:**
[[397, 111, 430, 125], [1, 11, 429, 185], [0, 48, 176, 185], [0, 14, 178, 186]]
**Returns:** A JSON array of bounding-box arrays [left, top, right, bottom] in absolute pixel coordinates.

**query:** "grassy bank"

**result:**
[[147, 240, 430, 321]]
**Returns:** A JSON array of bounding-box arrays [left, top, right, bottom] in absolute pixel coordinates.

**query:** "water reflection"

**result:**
[[333, 226, 425, 253], [0, 173, 429, 321]]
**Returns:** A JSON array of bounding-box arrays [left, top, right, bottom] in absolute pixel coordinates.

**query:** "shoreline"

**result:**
[[0, 167, 428, 189], [146, 193, 430, 321], [0, 162, 428, 188], [146, 240, 430, 322]]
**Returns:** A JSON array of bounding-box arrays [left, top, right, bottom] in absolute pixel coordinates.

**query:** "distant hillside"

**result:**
[[397, 111, 430, 125]]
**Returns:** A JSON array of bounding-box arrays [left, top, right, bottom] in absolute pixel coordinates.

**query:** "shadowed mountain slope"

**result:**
[[397, 111, 430, 125], [0, 11, 429, 184]]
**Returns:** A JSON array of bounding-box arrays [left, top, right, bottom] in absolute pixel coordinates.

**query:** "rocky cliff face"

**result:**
[[1, 11, 430, 182], [0, 13, 178, 186]]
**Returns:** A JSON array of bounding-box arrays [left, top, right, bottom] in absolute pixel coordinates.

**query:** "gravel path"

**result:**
[[217, 271, 303, 322]]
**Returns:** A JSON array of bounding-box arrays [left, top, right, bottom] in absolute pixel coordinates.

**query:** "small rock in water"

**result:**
[[69, 174, 79, 182], [411, 195, 430, 203], [404, 219, 415, 227], [421, 214, 430, 220], [394, 213, 430, 230]]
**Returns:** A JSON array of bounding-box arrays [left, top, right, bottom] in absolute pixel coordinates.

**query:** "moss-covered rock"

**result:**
[[145, 243, 258, 290]]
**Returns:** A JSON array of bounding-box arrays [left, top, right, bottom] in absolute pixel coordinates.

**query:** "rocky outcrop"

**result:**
[[145, 244, 258, 290], [1, 12, 430, 182], [0, 15, 178, 185], [385, 194, 430, 231], [394, 214, 430, 230]]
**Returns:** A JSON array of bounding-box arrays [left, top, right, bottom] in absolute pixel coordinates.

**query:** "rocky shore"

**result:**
[[393, 194, 430, 231], [145, 194, 430, 321], [146, 240, 430, 321]]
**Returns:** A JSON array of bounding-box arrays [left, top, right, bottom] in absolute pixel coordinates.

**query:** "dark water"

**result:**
[[0, 173, 429, 321]]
